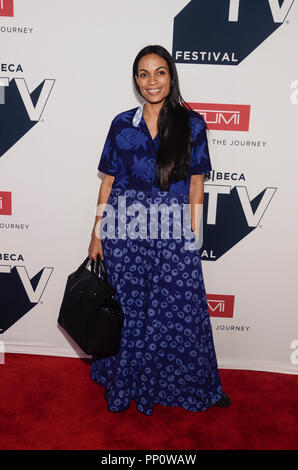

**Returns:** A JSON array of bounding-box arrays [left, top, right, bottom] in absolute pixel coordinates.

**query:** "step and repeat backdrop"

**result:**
[[1, 0, 298, 373]]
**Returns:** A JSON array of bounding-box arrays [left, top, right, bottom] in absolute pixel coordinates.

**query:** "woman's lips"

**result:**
[[146, 88, 162, 95]]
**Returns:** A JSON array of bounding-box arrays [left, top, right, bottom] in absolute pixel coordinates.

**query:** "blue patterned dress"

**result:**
[[90, 102, 223, 415]]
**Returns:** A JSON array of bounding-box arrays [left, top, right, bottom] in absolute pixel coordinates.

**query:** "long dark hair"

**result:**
[[133, 45, 197, 190]]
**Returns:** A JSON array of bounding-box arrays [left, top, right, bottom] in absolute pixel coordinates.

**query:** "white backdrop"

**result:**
[[1, 0, 297, 374]]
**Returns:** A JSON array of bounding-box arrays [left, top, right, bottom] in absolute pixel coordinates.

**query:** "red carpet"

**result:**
[[0, 353, 297, 450]]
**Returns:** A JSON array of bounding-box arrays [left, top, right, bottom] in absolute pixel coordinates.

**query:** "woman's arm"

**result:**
[[88, 174, 115, 261], [189, 174, 204, 240]]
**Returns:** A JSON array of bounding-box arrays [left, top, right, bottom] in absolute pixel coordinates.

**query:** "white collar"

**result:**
[[132, 101, 146, 127]]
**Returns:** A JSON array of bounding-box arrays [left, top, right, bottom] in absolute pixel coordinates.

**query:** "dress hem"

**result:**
[[90, 372, 223, 417]]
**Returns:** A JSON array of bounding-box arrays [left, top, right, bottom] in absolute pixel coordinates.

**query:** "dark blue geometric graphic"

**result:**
[[0, 78, 55, 158], [202, 185, 277, 260], [173, 0, 294, 65], [0, 265, 53, 333]]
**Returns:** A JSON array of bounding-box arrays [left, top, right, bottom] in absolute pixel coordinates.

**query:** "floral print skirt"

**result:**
[[90, 187, 223, 415]]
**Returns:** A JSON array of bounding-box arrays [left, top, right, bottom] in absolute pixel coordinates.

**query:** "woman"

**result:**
[[88, 45, 230, 415]]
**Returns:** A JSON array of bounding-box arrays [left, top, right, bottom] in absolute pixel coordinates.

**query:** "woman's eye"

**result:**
[[138, 71, 166, 78]]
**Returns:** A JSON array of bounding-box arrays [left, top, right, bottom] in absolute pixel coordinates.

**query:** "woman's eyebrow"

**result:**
[[138, 66, 168, 72]]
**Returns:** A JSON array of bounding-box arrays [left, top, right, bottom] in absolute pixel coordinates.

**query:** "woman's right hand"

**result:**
[[88, 234, 104, 262], [89, 174, 114, 262]]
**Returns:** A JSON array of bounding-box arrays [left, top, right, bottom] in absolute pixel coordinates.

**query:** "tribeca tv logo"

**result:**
[[173, 0, 295, 65], [0, 191, 12, 215], [0, 75, 55, 158], [0, 0, 14, 17], [0, 255, 54, 333], [201, 176, 276, 261], [207, 294, 235, 318], [188, 102, 251, 131]]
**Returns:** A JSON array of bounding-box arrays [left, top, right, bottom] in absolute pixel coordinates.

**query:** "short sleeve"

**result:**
[[190, 116, 212, 175], [97, 118, 120, 176]]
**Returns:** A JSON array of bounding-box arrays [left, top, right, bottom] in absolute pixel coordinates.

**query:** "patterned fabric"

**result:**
[[90, 105, 223, 416], [97, 105, 212, 194]]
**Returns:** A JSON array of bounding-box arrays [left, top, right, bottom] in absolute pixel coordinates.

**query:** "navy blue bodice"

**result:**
[[97, 104, 212, 195]]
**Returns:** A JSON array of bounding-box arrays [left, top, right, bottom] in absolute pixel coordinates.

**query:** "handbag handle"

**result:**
[[74, 256, 91, 278], [90, 255, 109, 283], [74, 255, 108, 283]]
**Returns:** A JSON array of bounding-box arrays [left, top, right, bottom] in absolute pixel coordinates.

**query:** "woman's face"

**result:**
[[135, 53, 171, 105]]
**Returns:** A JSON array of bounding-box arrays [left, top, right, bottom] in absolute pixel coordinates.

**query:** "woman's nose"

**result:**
[[148, 74, 157, 85]]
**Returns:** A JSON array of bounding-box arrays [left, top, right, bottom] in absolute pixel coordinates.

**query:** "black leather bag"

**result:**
[[57, 255, 124, 358]]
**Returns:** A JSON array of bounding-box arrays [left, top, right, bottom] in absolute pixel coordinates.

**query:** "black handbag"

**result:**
[[57, 255, 124, 358]]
